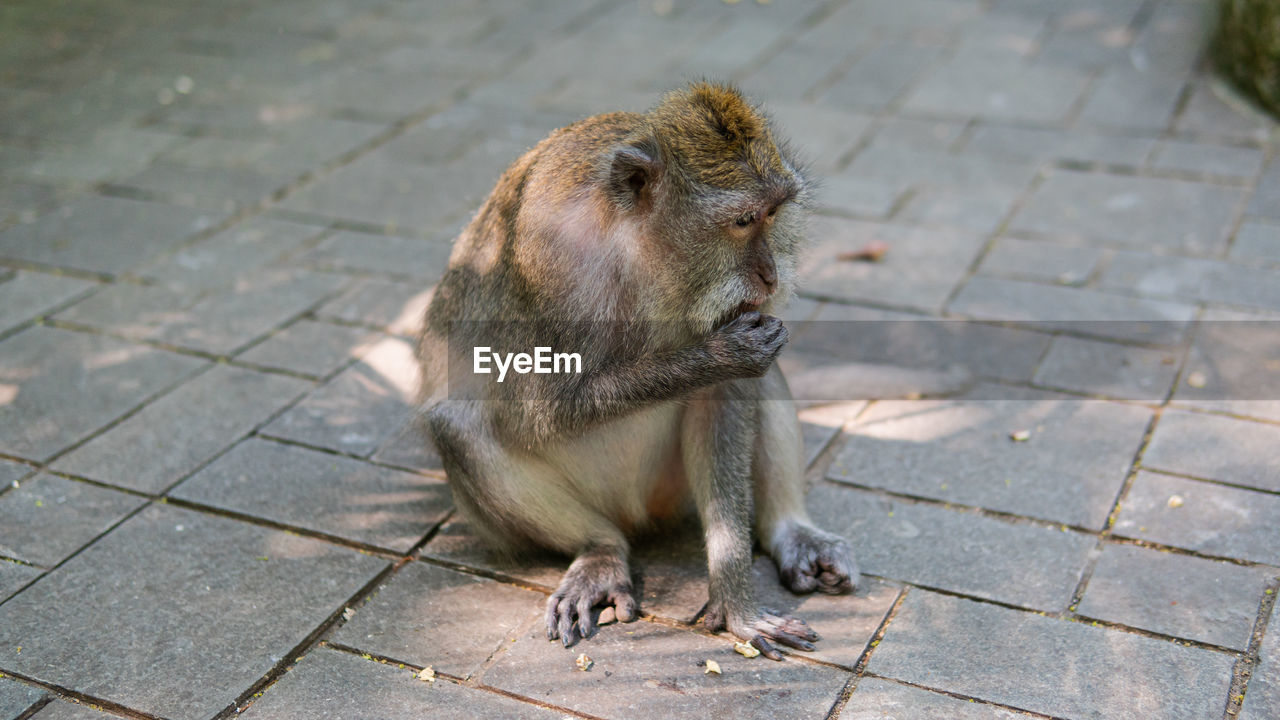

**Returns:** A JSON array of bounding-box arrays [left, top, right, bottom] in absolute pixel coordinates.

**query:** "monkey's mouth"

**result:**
[[716, 298, 765, 328]]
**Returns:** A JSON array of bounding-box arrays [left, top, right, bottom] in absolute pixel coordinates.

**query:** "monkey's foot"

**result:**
[[546, 550, 638, 647], [773, 523, 858, 595], [704, 604, 819, 660]]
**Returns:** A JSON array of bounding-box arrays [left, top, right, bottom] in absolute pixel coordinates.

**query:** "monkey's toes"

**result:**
[[545, 577, 637, 648], [736, 609, 820, 660], [775, 524, 858, 596]]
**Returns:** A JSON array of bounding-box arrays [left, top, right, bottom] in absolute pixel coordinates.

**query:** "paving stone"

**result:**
[[117, 163, 293, 212], [1032, 336, 1179, 401], [870, 117, 968, 152], [1172, 311, 1280, 422], [905, 61, 1088, 124], [0, 326, 206, 461], [1231, 221, 1280, 263], [0, 676, 46, 720], [0, 181, 61, 225], [1031, 3, 1144, 71], [964, 126, 1156, 166], [156, 136, 278, 170], [0, 194, 221, 275], [0, 459, 34, 488], [237, 320, 376, 379], [261, 335, 419, 457], [53, 365, 311, 493], [1113, 471, 1280, 565], [1078, 68, 1188, 131], [1010, 170, 1246, 256], [1077, 542, 1273, 650], [868, 589, 1236, 720], [0, 504, 388, 720], [483, 618, 851, 720], [422, 518, 566, 591], [799, 219, 987, 313], [0, 560, 42, 603], [369, 420, 442, 473], [135, 217, 326, 292], [977, 237, 1102, 284], [753, 103, 872, 174], [819, 173, 904, 218], [1242, 616, 1280, 720], [173, 438, 450, 552], [0, 474, 144, 567], [331, 561, 542, 675], [302, 230, 454, 281], [239, 647, 561, 720], [0, 271, 95, 334], [947, 276, 1197, 344], [831, 390, 1150, 528], [57, 268, 348, 355], [28, 701, 115, 720], [1098, 251, 1280, 312], [1142, 410, 1280, 493], [1148, 140, 1267, 178], [806, 482, 1095, 610], [1251, 158, 1280, 222], [1176, 80, 1277, 143], [841, 677, 1024, 719], [315, 277, 435, 337], [752, 558, 900, 669], [818, 41, 945, 112]]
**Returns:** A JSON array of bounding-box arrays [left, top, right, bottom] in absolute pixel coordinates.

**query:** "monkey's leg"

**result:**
[[753, 366, 858, 595], [684, 381, 819, 660], [427, 403, 638, 648]]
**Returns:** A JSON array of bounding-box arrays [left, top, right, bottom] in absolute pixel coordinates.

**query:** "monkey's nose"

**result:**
[[757, 265, 777, 292]]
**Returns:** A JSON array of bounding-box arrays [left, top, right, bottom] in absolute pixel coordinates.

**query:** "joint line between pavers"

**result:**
[[823, 585, 910, 720], [1137, 466, 1280, 501], [1223, 575, 1280, 719], [859, 673, 1065, 720], [0, 661, 169, 720]]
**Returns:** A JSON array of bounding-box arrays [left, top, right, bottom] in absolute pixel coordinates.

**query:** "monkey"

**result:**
[[415, 81, 857, 659]]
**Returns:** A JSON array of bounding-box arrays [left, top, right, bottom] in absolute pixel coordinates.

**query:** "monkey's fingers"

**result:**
[[761, 609, 820, 642], [557, 597, 581, 647], [575, 596, 598, 640], [610, 590, 638, 622], [750, 634, 783, 661]]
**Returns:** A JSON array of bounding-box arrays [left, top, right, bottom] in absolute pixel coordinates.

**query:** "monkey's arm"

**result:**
[[508, 312, 787, 446]]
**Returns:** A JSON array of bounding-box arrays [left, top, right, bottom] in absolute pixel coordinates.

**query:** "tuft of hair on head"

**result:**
[[645, 81, 785, 190]]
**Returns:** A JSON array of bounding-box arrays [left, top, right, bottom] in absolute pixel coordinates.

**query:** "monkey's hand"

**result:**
[[706, 312, 789, 379], [703, 604, 819, 661]]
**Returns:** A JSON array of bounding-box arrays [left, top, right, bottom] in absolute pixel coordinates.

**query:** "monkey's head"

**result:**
[[602, 82, 809, 337]]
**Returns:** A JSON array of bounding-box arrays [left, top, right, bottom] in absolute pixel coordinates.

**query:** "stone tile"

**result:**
[[369, 420, 442, 474], [261, 335, 418, 457], [0, 326, 206, 461], [0, 474, 144, 567], [1032, 336, 1180, 401], [53, 365, 311, 493], [1142, 410, 1280, 493], [1010, 170, 1246, 256], [135, 217, 326, 293], [818, 173, 904, 218], [57, 268, 348, 355], [1171, 311, 1280, 422], [237, 320, 377, 379], [315, 277, 434, 337], [0, 504, 388, 720], [0, 561, 42, 603], [422, 518, 566, 591], [0, 195, 221, 275], [806, 482, 1095, 610], [238, 647, 562, 720], [763, 103, 872, 174], [841, 677, 1024, 719], [483, 618, 850, 720], [947, 276, 1197, 344], [871, 117, 969, 152], [977, 237, 1102, 285], [0, 676, 46, 720], [1098, 251, 1280, 313], [116, 163, 293, 212], [752, 558, 900, 669], [1078, 68, 1188, 131], [964, 126, 1156, 166], [905, 61, 1088, 124], [173, 438, 450, 552], [831, 391, 1149, 528], [1231, 221, 1280, 263], [331, 561, 542, 675], [0, 459, 34, 488], [1149, 140, 1267, 178], [155, 136, 277, 170], [1113, 471, 1280, 565], [302, 230, 454, 281], [1176, 80, 1277, 143], [820, 41, 946, 112], [1251, 164, 1280, 228], [29, 701, 116, 720], [1077, 542, 1273, 650], [868, 589, 1236, 720], [1242, 617, 1280, 720], [0, 272, 95, 334], [296, 67, 468, 120], [799, 219, 987, 313]]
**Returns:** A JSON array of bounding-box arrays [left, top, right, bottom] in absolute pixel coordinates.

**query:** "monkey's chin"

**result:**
[[715, 299, 766, 330]]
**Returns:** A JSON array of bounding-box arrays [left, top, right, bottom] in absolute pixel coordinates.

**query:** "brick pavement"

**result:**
[[1, 0, 1278, 718]]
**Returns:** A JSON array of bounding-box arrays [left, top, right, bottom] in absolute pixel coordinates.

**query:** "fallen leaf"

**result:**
[[734, 642, 761, 658], [837, 239, 890, 263], [418, 666, 435, 682], [704, 659, 722, 674], [576, 653, 593, 671]]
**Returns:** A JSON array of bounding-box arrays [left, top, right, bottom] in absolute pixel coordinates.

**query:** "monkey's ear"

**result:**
[[606, 142, 663, 212]]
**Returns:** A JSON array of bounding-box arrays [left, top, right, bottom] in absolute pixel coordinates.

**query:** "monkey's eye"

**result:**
[[767, 205, 777, 218], [735, 212, 755, 227]]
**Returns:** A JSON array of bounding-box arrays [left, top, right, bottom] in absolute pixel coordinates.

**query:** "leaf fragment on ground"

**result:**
[[418, 666, 435, 682], [733, 642, 761, 658], [576, 653, 593, 671], [837, 239, 890, 263], [704, 659, 722, 674]]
